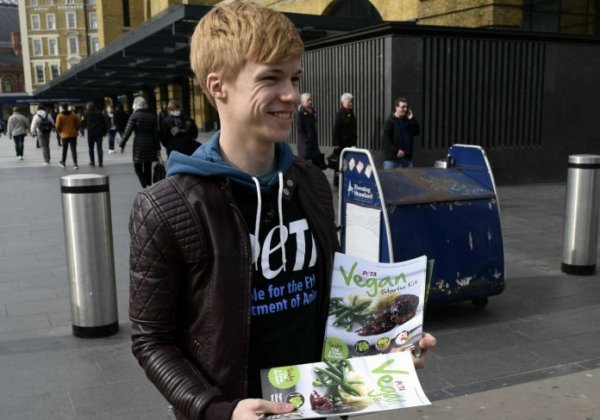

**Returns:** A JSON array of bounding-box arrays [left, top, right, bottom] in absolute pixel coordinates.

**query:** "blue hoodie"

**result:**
[[167, 131, 295, 190]]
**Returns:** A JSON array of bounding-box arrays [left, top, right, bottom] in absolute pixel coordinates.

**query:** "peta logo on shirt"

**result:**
[[249, 218, 317, 280]]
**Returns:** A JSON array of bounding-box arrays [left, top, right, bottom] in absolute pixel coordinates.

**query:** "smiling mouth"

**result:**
[[270, 112, 293, 120]]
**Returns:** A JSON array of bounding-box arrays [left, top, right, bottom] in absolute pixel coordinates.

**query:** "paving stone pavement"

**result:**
[[1, 132, 599, 419]]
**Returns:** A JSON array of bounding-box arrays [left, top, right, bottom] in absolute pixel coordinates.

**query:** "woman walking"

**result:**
[[119, 97, 161, 188]]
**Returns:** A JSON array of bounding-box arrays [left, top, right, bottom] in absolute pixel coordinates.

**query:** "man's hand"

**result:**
[[396, 149, 406, 158], [407, 109, 414, 120], [413, 332, 437, 369], [232, 399, 294, 420], [390, 332, 437, 369]]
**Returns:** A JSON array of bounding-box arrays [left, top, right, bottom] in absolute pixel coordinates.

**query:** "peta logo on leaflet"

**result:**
[[249, 218, 317, 279]]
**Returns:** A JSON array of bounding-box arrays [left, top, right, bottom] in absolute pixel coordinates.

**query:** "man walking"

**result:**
[[6, 107, 29, 160], [81, 102, 107, 167], [30, 105, 55, 165]]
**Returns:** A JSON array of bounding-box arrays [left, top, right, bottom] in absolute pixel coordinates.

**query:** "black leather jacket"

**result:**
[[129, 159, 338, 420]]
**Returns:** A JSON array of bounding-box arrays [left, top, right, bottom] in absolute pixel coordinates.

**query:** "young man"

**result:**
[[128, 3, 436, 420], [81, 102, 107, 167], [382, 97, 421, 169], [55, 103, 81, 169]]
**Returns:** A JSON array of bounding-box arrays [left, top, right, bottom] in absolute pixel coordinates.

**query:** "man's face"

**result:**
[[342, 98, 353, 109], [222, 59, 302, 144], [302, 95, 313, 108], [395, 101, 408, 118]]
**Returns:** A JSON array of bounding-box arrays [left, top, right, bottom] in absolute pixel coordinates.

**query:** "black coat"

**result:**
[[159, 113, 199, 156], [381, 115, 420, 161], [295, 105, 320, 160], [82, 108, 107, 138], [332, 107, 357, 149], [120, 109, 160, 163]]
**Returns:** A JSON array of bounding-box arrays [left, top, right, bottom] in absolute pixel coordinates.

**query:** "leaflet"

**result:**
[[323, 252, 428, 361], [261, 351, 430, 419]]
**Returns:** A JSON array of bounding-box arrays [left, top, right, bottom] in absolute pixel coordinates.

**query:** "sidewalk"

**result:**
[[1, 133, 600, 419]]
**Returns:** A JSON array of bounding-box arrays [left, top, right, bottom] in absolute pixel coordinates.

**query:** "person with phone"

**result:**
[[382, 97, 420, 169]]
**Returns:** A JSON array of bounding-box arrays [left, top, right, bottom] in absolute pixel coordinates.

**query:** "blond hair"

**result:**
[[190, 1, 304, 105]]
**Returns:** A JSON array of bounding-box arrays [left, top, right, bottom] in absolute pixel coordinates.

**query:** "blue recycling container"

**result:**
[[338, 145, 505, 307]]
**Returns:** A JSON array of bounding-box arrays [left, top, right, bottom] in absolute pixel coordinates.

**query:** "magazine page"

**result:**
[[261, 351, 430, 419], [323, 252, 428, 361]]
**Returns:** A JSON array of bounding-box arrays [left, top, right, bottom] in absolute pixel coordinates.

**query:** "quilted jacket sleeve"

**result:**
[[128, 190, 237, 420]]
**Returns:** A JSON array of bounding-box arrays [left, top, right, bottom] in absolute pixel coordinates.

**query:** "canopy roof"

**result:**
[[33, 4, 381, 101]]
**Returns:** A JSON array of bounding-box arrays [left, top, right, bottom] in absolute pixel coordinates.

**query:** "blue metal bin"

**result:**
[[337, 145, 505, 307]]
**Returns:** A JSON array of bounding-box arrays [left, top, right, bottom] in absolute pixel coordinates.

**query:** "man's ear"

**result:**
[[206, 72, 226, 101]]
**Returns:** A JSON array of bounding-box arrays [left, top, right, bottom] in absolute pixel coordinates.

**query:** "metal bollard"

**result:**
[[61, 174, 119, 337], [561, 155, 600, 275]]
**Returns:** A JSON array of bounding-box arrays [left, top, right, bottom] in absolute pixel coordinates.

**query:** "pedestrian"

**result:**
[[296, 92, 325, 168], [332, 92, 357, 187], [114, 105, 128, 144], [127, 3, 436, 420], [382, 97, 420, 169], [51, 107, 62, 146], [104, 105, 118, 154], [30, 104, 55, 165], [157, 101, 169, 136], [6, 107, 29, 161], [119, 96, 160, 188], [81, 102, 107, 167], [158, 99, 199, 156], [55, 102, 81, 169]]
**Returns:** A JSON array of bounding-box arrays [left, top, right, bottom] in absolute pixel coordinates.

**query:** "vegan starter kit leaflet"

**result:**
[[261, 252, 430, 418]]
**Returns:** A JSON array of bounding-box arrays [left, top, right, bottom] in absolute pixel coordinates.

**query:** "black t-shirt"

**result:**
[[230, 180, 322, 397]]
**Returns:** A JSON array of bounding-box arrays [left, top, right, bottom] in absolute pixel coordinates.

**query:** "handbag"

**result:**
[[152, 157, 166, 183]]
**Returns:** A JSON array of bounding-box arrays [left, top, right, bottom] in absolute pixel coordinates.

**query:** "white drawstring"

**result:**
[[252, 177, 262, 270], [277, 172, 287, 271]]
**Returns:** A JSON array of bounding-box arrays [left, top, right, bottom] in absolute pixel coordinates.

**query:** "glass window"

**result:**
[[50, 64, 60, 79], [66, 12, 76, 29], [31, 14, 41, 30], [89, 12, 97, 29], [46, 0, 54, 5], [46, 14, 56, 30], [48, 38, 58, 55], [32, 38, 43, 56], [35, 65, 45, 84], [87, 0, 96, 4], [90, 36, 99, 53], [31, 0, 38, 5], [66, 0, 75, 4], [68, 36, 78, 54], [3, 79, 12, 93]]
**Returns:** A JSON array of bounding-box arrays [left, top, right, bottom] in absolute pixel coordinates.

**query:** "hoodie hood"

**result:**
[[36, 109, 48, 118], [167, 130, 295, 270], [167, 131, 295, 190]]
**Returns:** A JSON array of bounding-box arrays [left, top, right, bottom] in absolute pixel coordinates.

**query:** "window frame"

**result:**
[[66, 11, 77, 29], [68, 36, 79, 55], [46, 13, 56, 30], [48, 37, 58, 56], [31, 14, 41, 31], [32, 38, 43, 56], [35, 64, 45, 84]]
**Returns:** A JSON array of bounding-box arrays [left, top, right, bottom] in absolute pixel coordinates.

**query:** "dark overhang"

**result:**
[[32, 4, 382, 101]]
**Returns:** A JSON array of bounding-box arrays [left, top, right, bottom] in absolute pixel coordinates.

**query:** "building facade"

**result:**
[[0, 4, 24, 96]]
